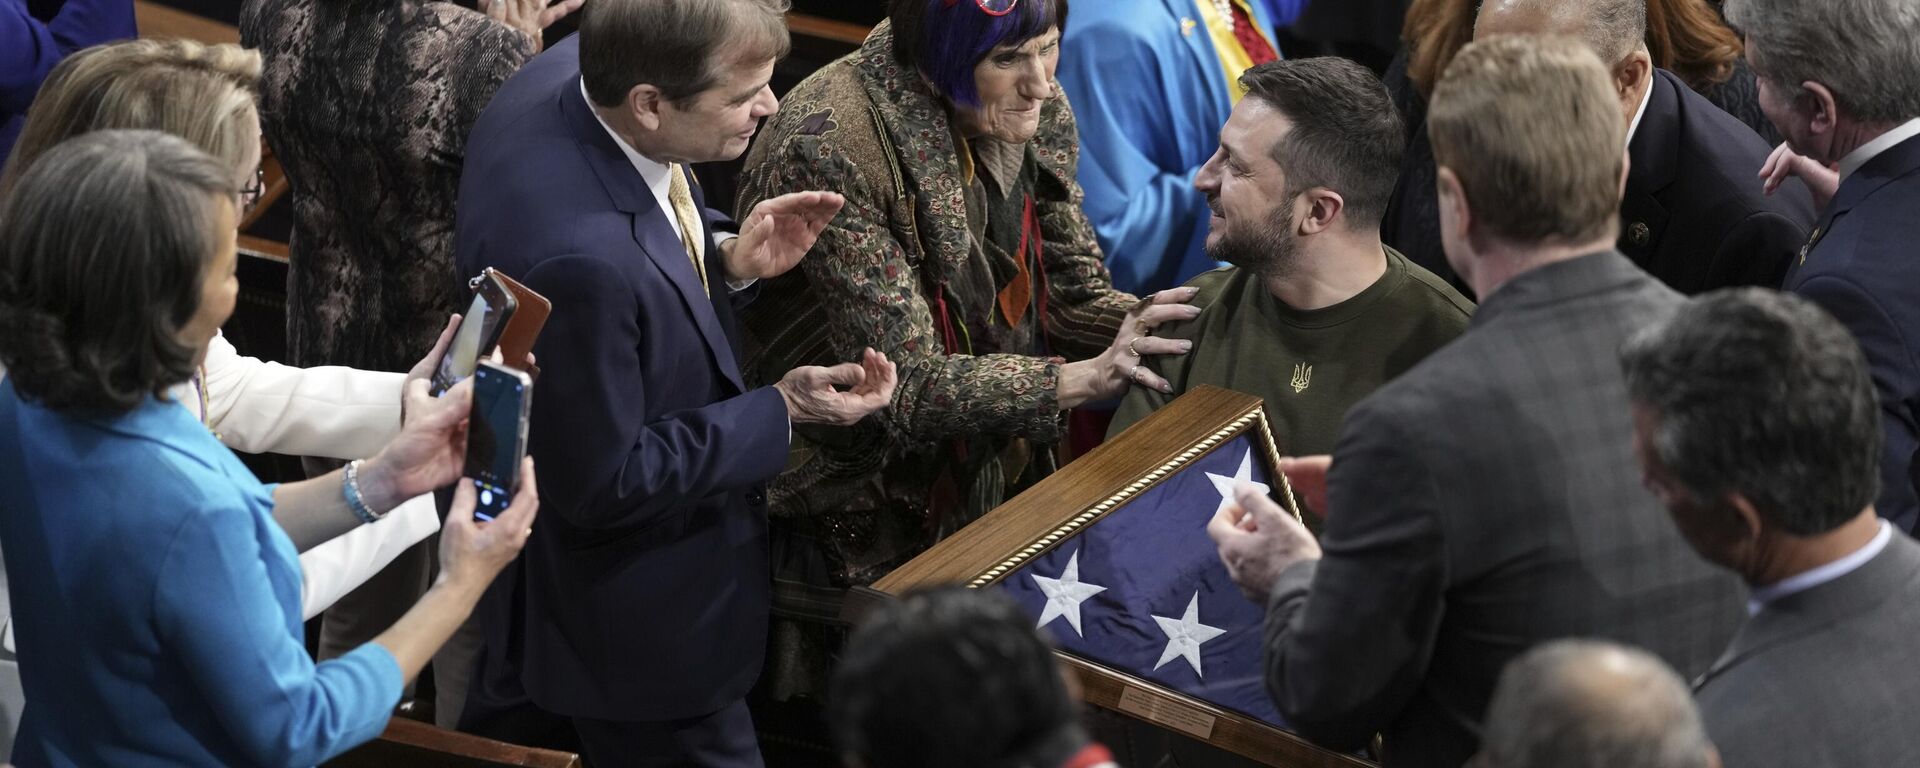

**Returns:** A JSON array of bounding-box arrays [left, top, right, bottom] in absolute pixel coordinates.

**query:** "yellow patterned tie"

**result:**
[[666, 163, 709, 291]]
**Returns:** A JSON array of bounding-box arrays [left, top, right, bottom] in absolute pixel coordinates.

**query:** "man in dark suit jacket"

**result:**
[[1623, 289, 1920, 768], [451, 0, 894, 764], [1209, 37, 1744, 768], [1726, 0, 1920, 533], [1385, 0, 1814, 298]]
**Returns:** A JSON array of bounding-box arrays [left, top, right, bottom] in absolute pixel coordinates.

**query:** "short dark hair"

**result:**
[[1621, 288, 1882, 536], [0, 130, 236, 413], [1480, 639, 1713, 768], [828, 587, 1079, 768], [1238, 57, 1406, 228], [581, 0, 791, 107], [888, 0, 1067, 107]]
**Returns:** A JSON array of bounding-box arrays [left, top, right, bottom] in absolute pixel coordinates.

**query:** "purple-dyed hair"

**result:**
[[889, 0, 1065, 107]]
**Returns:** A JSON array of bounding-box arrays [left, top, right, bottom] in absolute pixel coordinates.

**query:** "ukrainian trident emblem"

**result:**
[[1291, 363, 1312, 394]]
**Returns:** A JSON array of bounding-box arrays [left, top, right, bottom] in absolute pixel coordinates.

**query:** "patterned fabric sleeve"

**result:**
[[1031, 94, 1137, 361], [776, 138, 1067, 448]]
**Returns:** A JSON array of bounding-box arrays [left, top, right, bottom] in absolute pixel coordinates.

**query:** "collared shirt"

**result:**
[[1626, 77, 1653, 150], [1749, 519, 1894, 614], [1839, 117, 1920, 180], [579, 79, 743, 277]]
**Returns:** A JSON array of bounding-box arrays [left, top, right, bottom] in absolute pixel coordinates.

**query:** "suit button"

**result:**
[[1628, 221, 1651, 247]]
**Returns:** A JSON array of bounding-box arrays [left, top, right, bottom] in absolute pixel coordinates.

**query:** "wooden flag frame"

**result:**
[[866, 386, 1374, 768]]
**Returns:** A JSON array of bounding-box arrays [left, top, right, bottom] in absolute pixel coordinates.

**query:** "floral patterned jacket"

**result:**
[[736, 22, 1134, 588]]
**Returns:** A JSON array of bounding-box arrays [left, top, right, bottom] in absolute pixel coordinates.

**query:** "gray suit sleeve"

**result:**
[[1263, 401, 1448, 750]]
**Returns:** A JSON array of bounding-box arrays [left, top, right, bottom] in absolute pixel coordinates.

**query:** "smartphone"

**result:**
[[465, 361, 533, 522], [431, 270, 519, 396]]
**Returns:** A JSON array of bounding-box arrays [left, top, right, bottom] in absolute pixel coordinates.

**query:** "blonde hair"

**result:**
[[1429, 35, 1625, 248], [0, 39, 261, 199]]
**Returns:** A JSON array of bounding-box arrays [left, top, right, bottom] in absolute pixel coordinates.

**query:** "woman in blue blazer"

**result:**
[[0, 131, 540, 767]]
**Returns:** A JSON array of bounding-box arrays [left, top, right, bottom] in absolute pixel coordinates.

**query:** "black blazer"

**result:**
[[1383, 69, 1814, 298], [1618, 69, 1814, 294], [1261, 253, 1747, 768], [1785, 132, 1920, 534], [452, 36, 791, 721]]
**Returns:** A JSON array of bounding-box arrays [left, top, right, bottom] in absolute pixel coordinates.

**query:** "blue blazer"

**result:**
[[0, 382, 400, 767], [453, 35, 790, 721], [1787, 133, 1920, 534], [1057, 0, 1276, 296]]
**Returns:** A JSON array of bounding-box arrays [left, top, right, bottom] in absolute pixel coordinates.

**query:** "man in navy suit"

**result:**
[[1726, 0, 1920, 534], [1473, 0, 1816, 296], [452, 0, 897, 764]]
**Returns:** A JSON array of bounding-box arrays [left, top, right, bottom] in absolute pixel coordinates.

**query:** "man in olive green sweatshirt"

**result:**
[[1110, 57, 1473, 467]]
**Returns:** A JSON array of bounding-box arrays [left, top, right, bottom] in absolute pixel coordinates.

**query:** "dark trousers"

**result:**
[[571, 700, 763, 768]]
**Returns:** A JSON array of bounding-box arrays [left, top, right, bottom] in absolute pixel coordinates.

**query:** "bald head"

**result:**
[[1478, 640, 1718, 768], [1475, 0, 1652, 128]]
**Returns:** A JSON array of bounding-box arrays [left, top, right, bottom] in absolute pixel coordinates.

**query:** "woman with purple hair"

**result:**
[[736, 0, 1198, 700]]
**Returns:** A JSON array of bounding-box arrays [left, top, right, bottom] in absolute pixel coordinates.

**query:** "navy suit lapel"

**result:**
[[560, 79, 747, 392], [1793, 134, 1920, 284], [1619, 72, 1680, 268]]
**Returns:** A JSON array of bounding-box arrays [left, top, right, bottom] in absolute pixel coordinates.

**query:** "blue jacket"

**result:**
[[1057, 0, 1277, 296], [1787, 132, 1920, 534], [0, 382, 400, 767], [453, 35, 790, 721], [0, 0, 136, 165]]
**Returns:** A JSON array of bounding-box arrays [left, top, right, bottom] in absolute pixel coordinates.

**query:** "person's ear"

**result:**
[[1298, 188, 1345, 236], [628, 84, 665, 132], [1615, 49, 1653, 105], [1802, 80, 1840, 137], [1723, 493, 1768, 551], [1437, 166, 1470, 239]]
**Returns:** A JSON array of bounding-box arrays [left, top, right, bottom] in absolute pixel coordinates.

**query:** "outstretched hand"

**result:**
[[723, 191, 846, 282], [484, 0, 585, 55], [1208, 481, 1323, 603], [1760, 141, 1838, 210], [776, 347, 898, 426]]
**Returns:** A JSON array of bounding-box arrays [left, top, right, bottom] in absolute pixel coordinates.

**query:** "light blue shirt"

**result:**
[[1748, 520, 1894, 615], [0, 380, 401, 767]]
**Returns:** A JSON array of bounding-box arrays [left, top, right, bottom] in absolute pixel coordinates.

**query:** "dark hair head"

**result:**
[[1238, 57, 1406, 228], [1621, 288, 1882, 535], [889, 0, 1067, 107], [0, 130, 236, 414], [581, 0, 792, 107], [1479, 639, 1713, 768], [828, 586, 1078, 768]]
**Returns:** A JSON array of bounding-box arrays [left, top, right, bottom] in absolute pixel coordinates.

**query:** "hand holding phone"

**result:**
[[465, 361, 533, 521], [432, 270, 520, 395]]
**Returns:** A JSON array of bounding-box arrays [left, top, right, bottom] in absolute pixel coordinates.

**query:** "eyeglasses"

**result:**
[[239, 165, 266, 215], [944, 0, 1017, 16]]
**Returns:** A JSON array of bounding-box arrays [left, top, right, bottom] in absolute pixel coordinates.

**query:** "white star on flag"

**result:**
[[1152, 591, 1227, 677], [1206, 447, 1272, 519], [1031, 548, 1108, 637]]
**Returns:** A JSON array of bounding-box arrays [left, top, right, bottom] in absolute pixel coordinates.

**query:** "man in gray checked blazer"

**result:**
[[1625, 288, 1920, 768], [1208, 37, 1744, 768]]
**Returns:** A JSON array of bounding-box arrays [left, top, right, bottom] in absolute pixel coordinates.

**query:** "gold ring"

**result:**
[[1126, 338, 1141, 358]]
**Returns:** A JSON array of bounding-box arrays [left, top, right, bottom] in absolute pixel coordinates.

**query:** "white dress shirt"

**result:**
[[1838, 117, 1920, 181], [1626, 77, 1653, 150], [1749, 519, 1894, 615]]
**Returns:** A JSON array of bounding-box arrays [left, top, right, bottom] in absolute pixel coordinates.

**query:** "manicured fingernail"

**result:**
[[1180, 340, 1193, 351], [1160, 383, 1173, 393]]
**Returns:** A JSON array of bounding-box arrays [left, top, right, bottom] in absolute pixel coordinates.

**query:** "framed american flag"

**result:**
[[868, 386, 1373, 768]]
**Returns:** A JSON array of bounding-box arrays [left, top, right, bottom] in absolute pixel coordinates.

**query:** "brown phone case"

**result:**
[[489, 268, 551, 378]]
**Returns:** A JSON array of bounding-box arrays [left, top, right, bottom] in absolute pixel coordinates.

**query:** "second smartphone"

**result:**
[[465, 361, 533, 522]]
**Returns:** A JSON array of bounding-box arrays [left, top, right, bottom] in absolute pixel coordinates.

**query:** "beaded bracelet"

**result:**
[[342, 459, 385, 524]]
